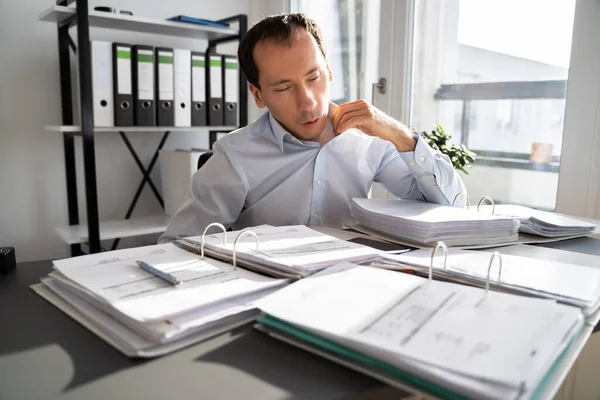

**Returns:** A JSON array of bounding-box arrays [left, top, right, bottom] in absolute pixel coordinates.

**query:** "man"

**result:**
[[159, 13, 465, 242]]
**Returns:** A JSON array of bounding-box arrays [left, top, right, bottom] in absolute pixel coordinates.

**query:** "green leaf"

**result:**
[[417, 123, 476, 174]]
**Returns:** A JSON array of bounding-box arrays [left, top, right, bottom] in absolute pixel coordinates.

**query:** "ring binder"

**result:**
[[232, 230, 260, 269], [477, 196, 495, 214], [200, 222, 227, 259], [429, 241, 448, 280], [452, 192, 471, 209], [485, 251, 503, 296]]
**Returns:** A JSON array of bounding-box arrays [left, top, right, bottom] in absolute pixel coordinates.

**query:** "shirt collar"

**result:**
[[268, 112, 295, 153]]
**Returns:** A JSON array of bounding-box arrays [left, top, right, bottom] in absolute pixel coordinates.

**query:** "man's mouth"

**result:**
[[303, 117, 321, 126]]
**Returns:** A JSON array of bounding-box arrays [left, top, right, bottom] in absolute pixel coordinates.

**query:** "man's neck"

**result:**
[[317, 115, 336, 146]]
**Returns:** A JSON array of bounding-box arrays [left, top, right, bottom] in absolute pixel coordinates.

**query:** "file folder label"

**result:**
[[158, 51, 174, 100], [210, 56, 222, 98], [192, 56, 206, 102], [116, 46, 132, 95], [224, 59, 238, 103], [137, 50, 154, 100]]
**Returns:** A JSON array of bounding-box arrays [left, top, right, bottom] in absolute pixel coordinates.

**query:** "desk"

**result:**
[[1, 236, 599, 400], [0, 260, 407, 400]]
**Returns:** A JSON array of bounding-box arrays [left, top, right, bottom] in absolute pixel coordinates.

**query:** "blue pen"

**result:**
[[136, 260, 182, 286]]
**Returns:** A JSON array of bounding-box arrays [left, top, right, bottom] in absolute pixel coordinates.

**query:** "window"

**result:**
[[495, 100, 513, 131], [290, 0, 379, 104], [411, 0, 575, 211]]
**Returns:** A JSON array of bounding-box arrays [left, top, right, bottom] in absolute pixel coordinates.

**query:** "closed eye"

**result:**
[[275, 87, 291, 92]]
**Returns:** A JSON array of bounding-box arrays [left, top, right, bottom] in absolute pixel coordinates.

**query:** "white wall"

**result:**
[[0, 0, 283, 262], [556, 0, 600, 220]]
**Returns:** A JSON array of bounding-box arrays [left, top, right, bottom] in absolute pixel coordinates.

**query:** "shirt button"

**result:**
[[409, 160, 415, 166], [419, 156, 426, 162], [316, 179, 321, 185], [313, 212, 319, 218]]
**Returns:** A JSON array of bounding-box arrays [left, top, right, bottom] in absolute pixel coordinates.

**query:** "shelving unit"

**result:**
[[55, 215, 171, 245], [39, 5, 240, 39], [41, 0, 248, 256], [44, 125, 238, 133]]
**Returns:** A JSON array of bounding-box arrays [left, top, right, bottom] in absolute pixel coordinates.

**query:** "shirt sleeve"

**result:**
[[373, 134, 467, 205], [158, 141, 248, 243]]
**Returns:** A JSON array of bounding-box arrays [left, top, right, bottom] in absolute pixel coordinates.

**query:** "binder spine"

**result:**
[[192, 52, 207, 126], [112, 43, 134, 126], [207, 53, 223, 126], [223, 55, 238, 126], [132, 45, 156, 126], [91, 41, 115, 127], [174, 49, 192, 127], [155, 47, 174, 126]]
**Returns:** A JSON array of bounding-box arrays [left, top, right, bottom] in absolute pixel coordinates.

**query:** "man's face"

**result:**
[[250, 27, 333, 142]]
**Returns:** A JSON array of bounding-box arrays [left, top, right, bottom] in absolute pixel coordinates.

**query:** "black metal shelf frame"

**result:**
[[55, 0, 248, 255]]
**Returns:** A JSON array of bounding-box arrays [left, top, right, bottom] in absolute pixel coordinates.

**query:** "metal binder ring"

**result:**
[[452, 192, 471, 209], [429, 241, 448, 281], [142, 100, 151, 109], [477, 196, 495, 214], [163, 101, 172, 109], [195, 103, 203, 110], [200, 223, 227, 260], [121, 101, 130, 109], [485, 251, 503, 297], [227, 103, 235, 110], [233, 230, 260, 270], [213, 103, 221, 111]]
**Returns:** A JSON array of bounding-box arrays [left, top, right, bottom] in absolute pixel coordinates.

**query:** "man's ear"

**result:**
[[249, 83, 266, 108]]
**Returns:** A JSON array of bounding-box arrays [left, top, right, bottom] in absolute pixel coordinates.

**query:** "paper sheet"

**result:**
[[52, 243, 287, 321]]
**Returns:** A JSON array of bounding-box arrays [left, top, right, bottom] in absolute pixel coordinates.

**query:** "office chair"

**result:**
[[197, 151, 213, 170]]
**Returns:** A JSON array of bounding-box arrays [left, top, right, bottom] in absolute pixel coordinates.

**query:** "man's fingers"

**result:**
[[337, 115, 369, 134], [334, 109, 368, 133], [332, 100, 369, 127]]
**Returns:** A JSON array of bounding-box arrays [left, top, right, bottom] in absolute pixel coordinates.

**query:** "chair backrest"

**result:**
[[197, 151, 214, 170]]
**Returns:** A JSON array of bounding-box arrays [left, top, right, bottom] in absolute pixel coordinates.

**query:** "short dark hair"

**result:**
[[238, 13, 327, 89]]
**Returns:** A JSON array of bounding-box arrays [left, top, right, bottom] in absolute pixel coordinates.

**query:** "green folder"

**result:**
[[257, 315, 581, 400]]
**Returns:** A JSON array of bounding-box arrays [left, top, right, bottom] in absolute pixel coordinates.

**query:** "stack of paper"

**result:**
[[350, 198, 519, 248], [479, 204, 599, 237], [377, 248, 600, 316], [182, 225, 384, 278], [256, 264, 584, 400], [32, 243, 288, 357]]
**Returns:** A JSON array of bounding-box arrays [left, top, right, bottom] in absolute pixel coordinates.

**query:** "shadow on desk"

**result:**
[[0, 261, 147, 392], [536, 236, 600, 256], [196, 327, 406, 399]]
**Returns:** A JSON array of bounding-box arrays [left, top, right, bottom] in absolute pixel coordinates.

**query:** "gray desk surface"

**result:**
[[0, 260, 407, 400], [1, 236, 599, 400]]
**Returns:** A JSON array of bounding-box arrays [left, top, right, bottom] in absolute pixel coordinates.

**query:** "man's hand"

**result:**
[[330, 100, 417, 152]]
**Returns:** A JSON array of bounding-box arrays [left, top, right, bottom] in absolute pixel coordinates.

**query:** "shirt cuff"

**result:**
[[398, 134, 439, 174]]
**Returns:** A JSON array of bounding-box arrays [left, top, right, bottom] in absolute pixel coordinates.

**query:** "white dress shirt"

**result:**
[[159, 111, 466, 242]]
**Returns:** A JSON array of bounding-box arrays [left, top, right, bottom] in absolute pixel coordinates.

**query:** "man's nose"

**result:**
[[297, 84, 318, 112]]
